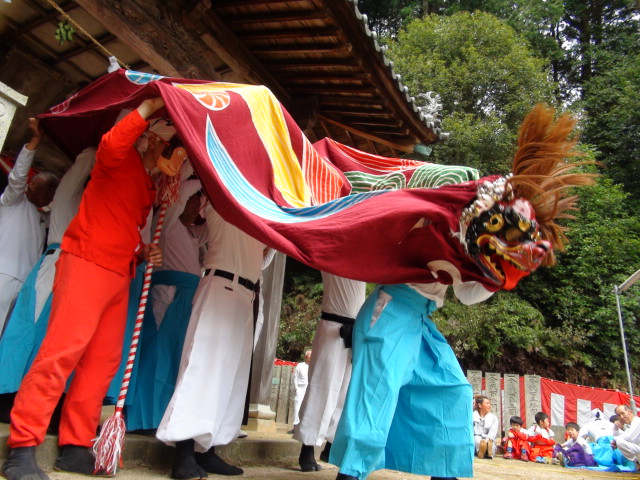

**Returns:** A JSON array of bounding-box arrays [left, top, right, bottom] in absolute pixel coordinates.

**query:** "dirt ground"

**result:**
[[45, 456, 640, 480]]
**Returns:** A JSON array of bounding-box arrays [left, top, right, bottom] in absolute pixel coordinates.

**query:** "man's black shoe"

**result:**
[[195, 447, 242, 476], [299, 445, 322, 472], [1, 446, 50, 480], [430, 477, 459, 480], [172, 440, 207, 480], [319, 442, 331, 463], [54, 445, 112, 477]]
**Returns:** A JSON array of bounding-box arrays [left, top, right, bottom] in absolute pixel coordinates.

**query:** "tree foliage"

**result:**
[[517, 173, 640, 388], [387, 11, 555, 173], [354, 1, 640, 391], [582, 51, 640, 198], [276, 261, 322, 361]]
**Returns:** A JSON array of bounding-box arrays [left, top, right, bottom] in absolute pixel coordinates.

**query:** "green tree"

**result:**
[[387, 11, 555, 173], [433, 291, 592, 383], [517, 174, 640, 389], [582, 51, 640, 199], [276, 261, 322, 361]]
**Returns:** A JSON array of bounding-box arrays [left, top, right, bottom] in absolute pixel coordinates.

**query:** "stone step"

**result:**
[[0, 422, 312, 471]]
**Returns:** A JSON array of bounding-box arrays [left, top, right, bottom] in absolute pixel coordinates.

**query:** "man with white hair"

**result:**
[[612, 404, 640, 464], [1, 97, 173, 480], [0, 119, 58, 334]]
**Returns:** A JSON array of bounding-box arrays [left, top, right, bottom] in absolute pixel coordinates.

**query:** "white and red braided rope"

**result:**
[[93, 202, 168, 474], [93, 171, 181, 474]]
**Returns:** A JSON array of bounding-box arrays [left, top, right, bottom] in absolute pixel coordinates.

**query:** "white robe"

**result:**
[[292, 361, 309, 425], [157, 203, 265, 451], [615, 417, 640, 462], [0, 145, 44, 331], [294, 273, 366, 446]]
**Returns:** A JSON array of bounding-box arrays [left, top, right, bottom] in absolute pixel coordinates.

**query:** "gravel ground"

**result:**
[[45, 455, 640, 480]]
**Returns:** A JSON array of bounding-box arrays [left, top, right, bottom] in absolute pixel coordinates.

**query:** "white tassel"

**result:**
[[93, 414, 126, 475]]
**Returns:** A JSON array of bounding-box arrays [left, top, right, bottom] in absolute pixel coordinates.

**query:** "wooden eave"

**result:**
[[0, 0, 444, 164]]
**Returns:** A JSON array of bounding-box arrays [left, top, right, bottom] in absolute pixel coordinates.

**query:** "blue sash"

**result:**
[[123, 270, 199, 431], [0, 243, 60, 393]]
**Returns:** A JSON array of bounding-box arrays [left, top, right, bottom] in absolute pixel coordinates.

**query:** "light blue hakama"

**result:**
[[104, 262, 146, 405], [330, 284, 474, 479], [123, 270, 199, 431], [0, 244, 60, 393]]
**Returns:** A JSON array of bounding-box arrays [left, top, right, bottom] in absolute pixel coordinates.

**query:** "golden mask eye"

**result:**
[[506, 227, 523, 242], [485, 214, 504, 233], [519, 219, 531, 232]]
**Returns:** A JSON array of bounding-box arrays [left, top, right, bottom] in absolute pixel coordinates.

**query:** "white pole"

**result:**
[[615, 285, 637, 415]]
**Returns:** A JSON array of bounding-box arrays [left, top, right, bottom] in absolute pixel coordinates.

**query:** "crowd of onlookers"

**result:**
[[472, 395, 640, 470]]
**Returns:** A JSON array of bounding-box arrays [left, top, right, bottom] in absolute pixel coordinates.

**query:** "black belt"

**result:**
[[44, 248, 57, 256], [321, 311, 355, 325], [203, 268, 257, 292]]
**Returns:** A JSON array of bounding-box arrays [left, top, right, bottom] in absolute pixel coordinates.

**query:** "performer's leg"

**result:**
[[57, 272, 129, 447], [8, 253, 125, 448], [295, 320, 350, 447], [330, 286, 422, 480], [34, 250, 59, 321], [157, 276, 253, 450], [0, 273, 22, 334], [384, 313, 474, 478]]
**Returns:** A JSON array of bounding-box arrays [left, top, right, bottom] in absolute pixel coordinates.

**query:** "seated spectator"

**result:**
[[473, 395, 499, 459], [612, 404, 640, 464], [579, 408, 613, 442], [553, 422, 597, 467], [502, 416, 530, 461], [610, 414, 624, 432], [528, 411, 556, 463]]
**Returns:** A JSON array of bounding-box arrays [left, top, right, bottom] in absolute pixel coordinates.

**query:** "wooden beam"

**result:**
[[238, 27, 339, 41], [318, 115, 415, 153], [278, 72, 370, 82], [343, 118, 402, 128], [321, 106, 390, 117], [23, 0, 110, 67], [286, 85, 377, 94], [2, 15, 93, 82], [326, 0, 435, 145], [189, 4, 290, 102], [250, 44, 352, 56], [223, 9, 331, 26], [267, 58, 359, 69], [214, 0, 310, 7], [0, 1, 78, 38], [52, 33, 117, 64], [74, 0, 222, 79]]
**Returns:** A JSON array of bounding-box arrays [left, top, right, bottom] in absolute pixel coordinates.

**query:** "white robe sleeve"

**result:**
[[452, 281, 495, 305], [0, 145, 35, 206]]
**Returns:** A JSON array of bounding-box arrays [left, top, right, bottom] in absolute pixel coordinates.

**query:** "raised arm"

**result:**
[[0, 118, 42, 206]]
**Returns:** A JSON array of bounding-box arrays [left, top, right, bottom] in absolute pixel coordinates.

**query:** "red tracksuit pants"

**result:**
[[9, 251, 130, 448]]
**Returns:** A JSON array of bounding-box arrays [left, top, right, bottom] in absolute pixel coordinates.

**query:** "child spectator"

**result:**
[[553, 422, 597, 467], [502, 416, 530, 461], [528, 411, 556, 462]]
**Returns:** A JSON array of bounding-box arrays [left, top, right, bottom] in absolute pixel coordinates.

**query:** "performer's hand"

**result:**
[[137, 97, 165, 120], [143, 244, 163, 267], [26, 117, 43, 151]]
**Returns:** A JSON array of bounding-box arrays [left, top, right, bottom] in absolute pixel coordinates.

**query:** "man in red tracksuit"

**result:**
[[1, 97, 169, 480]]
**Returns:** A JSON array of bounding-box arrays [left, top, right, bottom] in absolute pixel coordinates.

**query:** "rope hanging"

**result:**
[[43, 0, 130, 70]]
